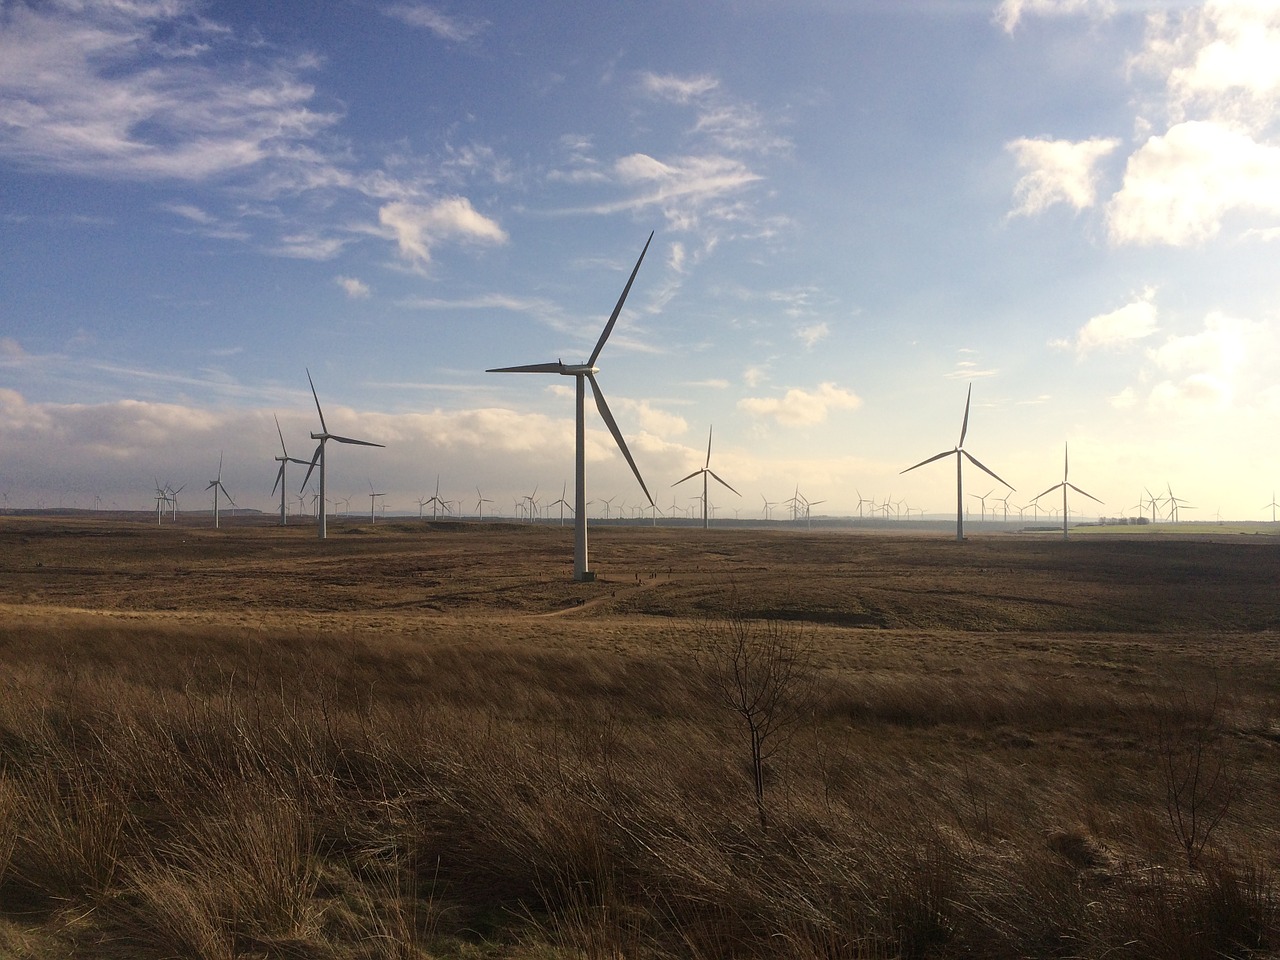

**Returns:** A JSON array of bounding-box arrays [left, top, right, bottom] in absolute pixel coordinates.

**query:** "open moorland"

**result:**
[[1, 516, 1278, 959]]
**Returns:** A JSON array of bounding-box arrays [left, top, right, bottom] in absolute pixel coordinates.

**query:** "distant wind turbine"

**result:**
[[301, 369, 384, 540], [1033, 442, 1102, 541], [487, 233, 655, 581], [900, 383, 1013, 542], [272, 414, 310, 527], [673, 425, 740, 529], [475, 488, 493, 520], [206, 454, 235, 529], [368, 480, 386, 522], [550, 482, 573, 526], [1265, 492, 1280, 523]]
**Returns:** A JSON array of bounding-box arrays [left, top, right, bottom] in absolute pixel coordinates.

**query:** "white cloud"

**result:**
[[795, 322, 830, 348], [995, 0, 1115, 33], [336, 276, 371, 299], [381, 4, 486, 42], [1106, 120, 1280, 245], [1137, 1, 1280, 128], [0, 0, 338, 182], [1065, 289, 1159, 354], [378, 197, 508, 266], [0, 337, 26, 359], [638, 72, 719, 104], [742, 365, 768, 388], [738, 383, 862, 426], [1007, 137, 1120, 216], [614, 399, 688, 438]]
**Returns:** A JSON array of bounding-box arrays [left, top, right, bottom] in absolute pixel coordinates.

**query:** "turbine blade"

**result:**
[[707, 469, 740, 496], [587, 372, 653, 505], [900, 449, 953, 474], [275, 413, 288, 456], [588, 231, 654, 368], [330, 434, 385, 448], [306, 368, 328, 435], [272, 462, 285, 496], [217, 452, 223, 482], [1034, 482, 1064, 501], [224, 487, 236, 508], [487, 362, 566, 374], [962, 449, 1014, 490], [1063, 442, 1069, 481], [705, 425, 713, 469], [300, 443, 321, 492], [1066, 482, 1103, 504], [958, 383, 972, 447], [672, 470, 701, 487]]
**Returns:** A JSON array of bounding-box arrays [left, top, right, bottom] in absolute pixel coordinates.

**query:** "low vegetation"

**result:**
[[0, 519, 1277, 958]]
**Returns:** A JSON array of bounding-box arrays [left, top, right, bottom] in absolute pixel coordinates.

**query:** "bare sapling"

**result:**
[[1153, 679, 1247, 869], [694, 607, 819, 829]]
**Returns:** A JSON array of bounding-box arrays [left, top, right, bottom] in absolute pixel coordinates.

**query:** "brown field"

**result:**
[[1, 516, 1277, 959]]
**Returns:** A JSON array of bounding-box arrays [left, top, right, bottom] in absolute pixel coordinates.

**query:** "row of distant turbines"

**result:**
[[143, 232, 1229, 582]]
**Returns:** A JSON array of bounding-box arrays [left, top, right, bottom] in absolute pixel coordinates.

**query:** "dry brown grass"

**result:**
[[0, 516, 1277, 958]]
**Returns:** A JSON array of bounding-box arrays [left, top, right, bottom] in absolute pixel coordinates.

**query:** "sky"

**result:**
[[2, 0, 1279, 523]]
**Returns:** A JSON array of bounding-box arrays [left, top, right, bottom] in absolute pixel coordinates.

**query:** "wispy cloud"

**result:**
[[378, 198, 508, 267], [0, 1, 338, 182], [995, 0, 1115, 34], [381, 3, 486, 43], [638, 72, 719, 104], [795, 322, 830, 349], [336, 276, 371, 299]]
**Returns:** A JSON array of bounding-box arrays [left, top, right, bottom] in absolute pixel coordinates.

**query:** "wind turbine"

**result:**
[[152, 479, 170, 525], [673, 425, 740, 529], [368, 481, 386, 522], [969, 488, 994, 522], [475, 488, 493, 520], [165, 482, 185, 521], [300, 369, 384, 540], [1165, 482, 1193, 523], [550, 482, 573, 526], [900, 383, 1013, 543], [272, 414, 310, 526], [206, 454, 235, 529], [487, 232, 655, 581], [1265, 492, 1280, 523], [761, 494, 778, 521], [425, 476, 445, 519], [1033, 442, 1102, 541]]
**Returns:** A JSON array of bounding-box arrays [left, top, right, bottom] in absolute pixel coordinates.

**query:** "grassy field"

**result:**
[[1, 516, 1277, 959]]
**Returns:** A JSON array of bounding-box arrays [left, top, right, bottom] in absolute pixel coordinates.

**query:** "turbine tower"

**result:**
[[206, 454, 235, 529], [673, 425, 740, 529], [487, 232, 656, 581], [900, 383, 1013, 542], [1033, 442, 1102, 541], [272, 414, 310, 526], [300, 369, 384, 540]]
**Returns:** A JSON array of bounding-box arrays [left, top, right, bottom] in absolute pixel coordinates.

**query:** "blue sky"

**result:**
[[2, 0, 1279, 522]]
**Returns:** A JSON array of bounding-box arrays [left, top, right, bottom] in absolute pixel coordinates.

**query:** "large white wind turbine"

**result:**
[[900, 383, 1013, 542], [272, 414, 310, 527], [673, 425, 740, 529], [206, 454, 235, 529], [1033, 442, 1102, 541], [487, 232, 656, 581], [300, 369, 384, 540]]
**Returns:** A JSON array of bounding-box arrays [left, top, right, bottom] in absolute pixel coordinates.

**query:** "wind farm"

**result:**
[[5, 0, 1280, 951]]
